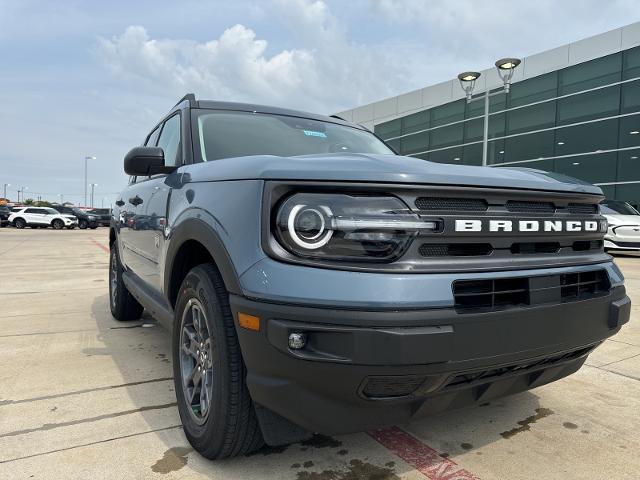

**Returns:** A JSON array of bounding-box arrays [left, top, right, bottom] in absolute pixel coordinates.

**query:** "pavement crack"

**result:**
[[0, 377, 173, 407], [0, 425, 182, 464], [0, 402, 178, 438]]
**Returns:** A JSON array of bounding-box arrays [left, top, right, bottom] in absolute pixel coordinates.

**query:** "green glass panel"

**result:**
[[618, 115, 640, 149], [555, 152, 616, 184], [495, 159, 554, 172], [430, 123, 464, 149], [617, 149, 640, 181], [431, 100, 465, 127], [464, 118, 483, 143], [426, 146, 463, 164], [599, 185, 616, 200], [504, 130, 555, 162], [621, 80, 640, 114], [487, 139, 506, 165], [374, 119, 401, 140], [463, 143, 483, 166], [509, 72, 557, 107], [401, 132, 429, 155], [386, 137, 401, 153], [559, 53, 621, 95], [615, 183, 640, 210], [555, 118, 619, 156], [401, 110, 430, 134], [488, 112, 505, 138], [557, 85, 620, 125], [623, 46, 640, 80], [506, 101, 556, 134]]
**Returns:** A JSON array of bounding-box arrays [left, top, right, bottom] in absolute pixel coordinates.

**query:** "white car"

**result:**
[[9, 207, 78, 230], [601, 200, 640, 251]]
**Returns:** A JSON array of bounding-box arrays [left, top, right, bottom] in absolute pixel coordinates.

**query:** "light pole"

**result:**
[[84, 155, 96, 207], [58, 193, 64, 205], [90, 183, 98, 208], [18, 186, 28, 203], [458, 57, 521, 166], [3, 183, 9, 200]]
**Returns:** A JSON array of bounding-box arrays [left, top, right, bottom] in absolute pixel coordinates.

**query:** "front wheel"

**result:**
[[14, 218, 26, 229], [173, 264, 263, 459], [79, 219, 88, 229], [51, 219, 64, 230], [109, 243, 144, 321]]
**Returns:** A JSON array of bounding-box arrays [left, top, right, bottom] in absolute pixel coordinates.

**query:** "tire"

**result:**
[[30, 226, 38, 229], [79, 219, 88, 229], [51, 219, 64, 230], [14, 218, 26, 229], [173, 264, 263, 459], [109, 243, 144, 321], [0, 223, 6, 228]]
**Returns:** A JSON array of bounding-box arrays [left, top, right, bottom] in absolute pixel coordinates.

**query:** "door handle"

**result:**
[[129, 195, 143, 206], [115, 199, 125, 207]]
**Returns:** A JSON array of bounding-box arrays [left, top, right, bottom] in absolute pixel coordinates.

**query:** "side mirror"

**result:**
[[124, 147, 177, 176]]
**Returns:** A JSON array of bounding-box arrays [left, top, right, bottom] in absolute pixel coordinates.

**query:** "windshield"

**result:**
[[601, 200, 640, 215], [194, 110, 394, 161]]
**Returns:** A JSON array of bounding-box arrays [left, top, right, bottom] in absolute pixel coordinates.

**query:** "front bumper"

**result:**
[[231, 286, 630, 436]]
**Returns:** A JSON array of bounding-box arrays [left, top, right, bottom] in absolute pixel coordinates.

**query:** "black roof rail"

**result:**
[[330, 114, 347, 121], [174, 93, 196, 108]]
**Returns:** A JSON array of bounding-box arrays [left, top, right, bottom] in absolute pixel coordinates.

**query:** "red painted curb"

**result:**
[[368, 426, 481, 480]]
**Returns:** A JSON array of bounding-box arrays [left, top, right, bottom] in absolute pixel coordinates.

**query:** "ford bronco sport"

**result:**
[[109, 94, 631, 459]]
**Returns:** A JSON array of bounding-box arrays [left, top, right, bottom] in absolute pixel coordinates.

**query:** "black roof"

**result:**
[[172, 93, 363, 130]]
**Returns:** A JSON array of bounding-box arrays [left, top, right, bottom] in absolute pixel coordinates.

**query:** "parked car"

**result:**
[[87, 208, 111, 227], [0, 205, 10, 227], [602, 200, 640, 251], [9, 207, 78, 229], [52, 206, 98, 229], [109, 94, 630, 460]]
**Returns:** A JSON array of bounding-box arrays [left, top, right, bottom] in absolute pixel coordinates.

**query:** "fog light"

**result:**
[[288, 332, 307, 350]]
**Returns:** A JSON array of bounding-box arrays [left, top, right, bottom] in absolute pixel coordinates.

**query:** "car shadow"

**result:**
[[90, 292, 545, 477]]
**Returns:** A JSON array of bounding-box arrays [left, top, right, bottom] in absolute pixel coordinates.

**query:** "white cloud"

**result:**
[[96, 0, 409, 114]]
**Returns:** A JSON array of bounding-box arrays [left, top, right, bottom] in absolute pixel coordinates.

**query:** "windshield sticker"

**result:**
[[303, 130, 327, 138]]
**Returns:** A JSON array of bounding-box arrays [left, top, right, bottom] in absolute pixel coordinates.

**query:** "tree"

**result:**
[[24, 198, 34, 205]]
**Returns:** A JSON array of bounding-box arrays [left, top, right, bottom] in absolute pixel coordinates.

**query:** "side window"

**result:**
[[24, 208, 38, 214], [157, 114, 182, 167], [145, 127, 161, 147]]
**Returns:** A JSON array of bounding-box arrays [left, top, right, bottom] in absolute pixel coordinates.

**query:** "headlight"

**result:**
[[88, 215, 96, 220], [274, 193, 438, 262]]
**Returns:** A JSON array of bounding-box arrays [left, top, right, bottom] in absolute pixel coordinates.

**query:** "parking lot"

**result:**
[[0, 228, 638, 479]]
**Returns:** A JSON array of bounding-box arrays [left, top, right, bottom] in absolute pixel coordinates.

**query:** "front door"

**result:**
[[126, 112, 182, 292]]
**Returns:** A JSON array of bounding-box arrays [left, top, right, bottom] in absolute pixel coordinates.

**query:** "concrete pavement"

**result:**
[[0, 228, 638, 479]]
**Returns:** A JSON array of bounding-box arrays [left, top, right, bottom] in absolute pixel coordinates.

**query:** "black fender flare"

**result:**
[[163, 218, 242, 303]]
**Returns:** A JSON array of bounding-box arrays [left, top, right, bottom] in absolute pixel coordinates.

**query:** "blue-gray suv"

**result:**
[[109, 94, 631, 459]]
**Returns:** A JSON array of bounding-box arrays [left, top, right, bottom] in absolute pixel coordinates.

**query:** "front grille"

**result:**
[[444, 346, 593, 390], [568, 203, 598, 214], [419, 243, 493, 257], [573, 240, 603, 251], [415, 197, 488, 211], [361, 375, 426, 398], [453, 269, 610, 313], [511, 242, 561, 254], [506, 200, 555, 213]]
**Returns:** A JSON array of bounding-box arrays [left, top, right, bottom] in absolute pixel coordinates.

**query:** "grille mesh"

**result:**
[[506, 200, 555, 213], [419, 243, 493, 257], [415, 197, 487, 211], [568, 203, 598, 214]]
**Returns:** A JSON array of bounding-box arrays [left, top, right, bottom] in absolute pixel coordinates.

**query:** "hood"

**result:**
[[185, 153, 602, 195], [603, 213, 640, 225]]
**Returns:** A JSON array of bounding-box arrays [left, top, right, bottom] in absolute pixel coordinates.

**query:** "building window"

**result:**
[[374, 119, 401, 140], [401, 110, 429, 134], [508, 71, 557, 107], [555, 152, 617, 184], [504, 130, 555, 162], [555, 117, 619, 156], [559, 53, 621, 95], [430, 100, 465, 127], [557, 84, 620, 125]]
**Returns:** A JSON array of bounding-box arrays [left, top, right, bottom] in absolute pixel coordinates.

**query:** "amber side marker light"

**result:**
[[238, 312, 260, 331]]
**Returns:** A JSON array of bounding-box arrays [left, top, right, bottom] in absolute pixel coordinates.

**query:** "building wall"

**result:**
[[336, 22, 640, 207]]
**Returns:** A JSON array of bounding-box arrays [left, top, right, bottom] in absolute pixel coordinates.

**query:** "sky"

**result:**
[[0, 0, 639, 206]]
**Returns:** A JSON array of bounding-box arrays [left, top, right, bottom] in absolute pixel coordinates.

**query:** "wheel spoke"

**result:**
[[182, 326, 199, 358]]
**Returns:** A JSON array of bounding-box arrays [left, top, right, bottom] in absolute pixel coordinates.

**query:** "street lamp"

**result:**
[[458, 57, 521, 166], [18, 186, 28, 203], [90, 183, 98, 208], [84, 155, 96, 207], [58, 193, 64, 205], [3, 183, 10, 201]]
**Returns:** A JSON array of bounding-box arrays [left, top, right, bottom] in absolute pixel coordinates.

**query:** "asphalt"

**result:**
[[0, 228, 638, 479]]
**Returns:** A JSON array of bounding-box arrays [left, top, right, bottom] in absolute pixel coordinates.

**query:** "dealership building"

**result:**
[[336, 22, 640, 207]]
